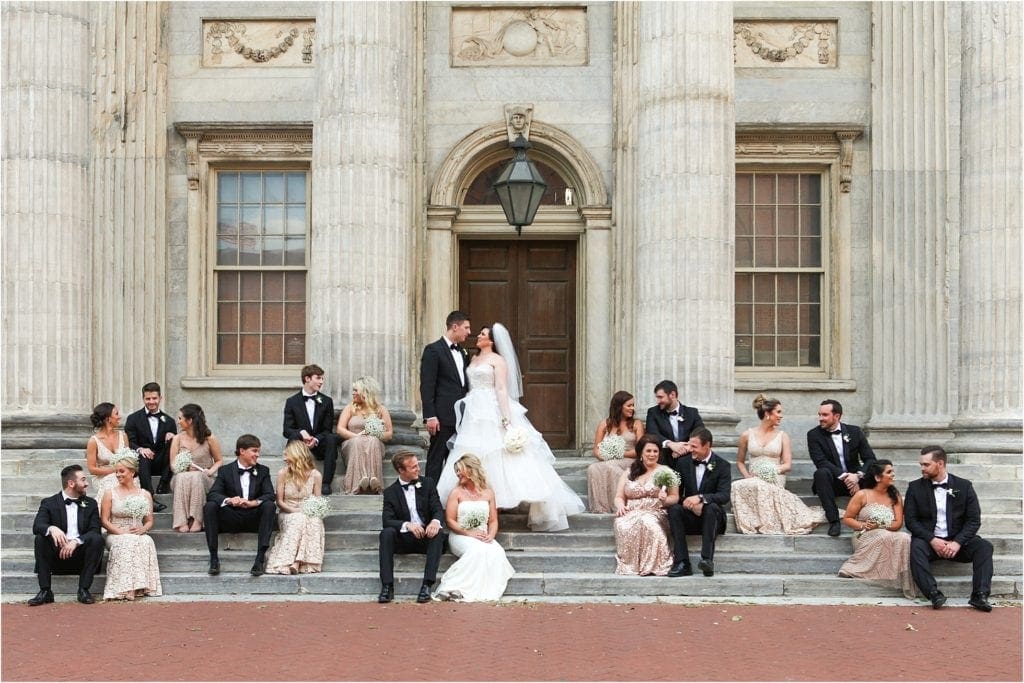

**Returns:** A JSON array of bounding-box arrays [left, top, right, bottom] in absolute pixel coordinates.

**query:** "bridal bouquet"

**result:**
[[863, 503, 894, 529], [748, 458, 779, 485], [458, 508, 488, 531], [503, 426, 528, 454], [363, 415, 386, 440], [121, 494, 149, 524], [301, 496, 331, 519], [652, 466, 681, 492], [172, 451, 193, 473], [597, 434, 626, 461]]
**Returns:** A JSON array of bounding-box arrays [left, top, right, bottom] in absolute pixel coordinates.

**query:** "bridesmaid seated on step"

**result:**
[[266, 440, 326, 574], [337, 376, 393, 494], [587, 391, 645, 513]]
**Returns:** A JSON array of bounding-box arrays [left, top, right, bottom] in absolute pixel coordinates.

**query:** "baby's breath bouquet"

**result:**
[[652, 466, 682, 492], [363, 415, 386, 440], [748, 458, 779, 485], [122, 494, 149, 523], [112, 446, 139, 470], [172, 451, 193, 473], [597, 434, 626, 461], [503, 426, 528, 454], [863, 503, 894, 529], [458, 508, 488, 531], [301, 495, 331, 519]]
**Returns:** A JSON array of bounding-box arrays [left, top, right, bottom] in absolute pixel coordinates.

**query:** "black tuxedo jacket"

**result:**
[[419, 338, 469, 427], [676, 451, 732, 507], [807, 423, 876, 478], [207, 460, 276, 506], [904, 473, 982, 546], [283, 391, 335, 444], [33, 492, 101, 539], [644, 404, 704, 466], [381, 477, 445, 531], [124, 407, 178, 457]]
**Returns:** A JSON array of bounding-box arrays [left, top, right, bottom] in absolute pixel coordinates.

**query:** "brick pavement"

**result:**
[[2, 601, 1021, 681]]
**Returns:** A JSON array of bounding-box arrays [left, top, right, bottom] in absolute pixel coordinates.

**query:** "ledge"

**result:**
[[180, 376, 299, 390], [735, 378, 857, 392]]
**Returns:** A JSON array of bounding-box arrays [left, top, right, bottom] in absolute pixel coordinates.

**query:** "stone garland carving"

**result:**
[[204, 20, 315, 67], [734, 21, 835, 67], [451, 7, 587, 67]]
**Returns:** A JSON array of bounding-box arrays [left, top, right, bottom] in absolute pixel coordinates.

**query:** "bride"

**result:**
[[437, 323, 585, 531]]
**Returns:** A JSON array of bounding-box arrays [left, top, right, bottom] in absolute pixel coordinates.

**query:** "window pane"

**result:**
[[735, 335, 753, 366], [753, 274, 775, 302], [262, 302, 284, 333], [219, 173, 239, 203], [800, 237, 822, 267], [754, 304, 775, 334], [754, 207, 776, 236], [239, 303, 261, 332], [735, 304, 752, 334], [239, 335, 261, 364], [778, 237, 799, 267], [736, 236, 753, 267], [241, 173, 261, 202], [754, 175, 775, 203], [285, 272, 306, 301], [801, 206, 821, 236], [799, 274, 820, 302], [754, 237, 776, 267], [777, 275, 798, 302], [801, 335, 821, 366], [217, 335, 238, 364], [262, 335, 284, 364], [284, 237, 305, 266], [736, 173, 753, 204], [264, 205, 285, 235], [777, 304, 798, 335], [216, 238, 238, 266], [286, 206, 306, 236], [736, 205, 753, 236], [286, 173, 306, 203], [800, 174, 821, 203], [262, 272, 284, 301], [262, 236, 284, 266], [239, 237, 260, 266], [753, 336, 775, 366], [777, 174, 799, 203], [240, 205, 260, 235], [239, 272, 261, 301], [263, 172, 284, 203], [778, 206, 798, 236], [285, 303, 305, 333], [284, 334, 305, 364], [217, 205, 238, 235], [218, 272, 238, 301], [217, 302, 238, 333], [735, 273, 753, 302], [776, 335, 798, 366]]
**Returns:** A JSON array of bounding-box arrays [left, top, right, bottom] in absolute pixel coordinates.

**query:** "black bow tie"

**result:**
[[401, 480, 418, 490], [828, 429, 842, 435], [449, 343, 460, 351], [65, 498, 80, 506], [304, 395, 316, 402], [668, 409, 678, 416], [932, 481, 949, 489], [239, 467, 255, 476], [148, 412, 160, 418], [695, 459, 709, 467]]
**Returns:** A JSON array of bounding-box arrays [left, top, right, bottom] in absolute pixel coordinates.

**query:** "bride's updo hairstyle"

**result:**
[[752, 393, 781, 419], [180, 403, 212, 445], [90, 402, 116, 430], [454, 454, 489, 491]]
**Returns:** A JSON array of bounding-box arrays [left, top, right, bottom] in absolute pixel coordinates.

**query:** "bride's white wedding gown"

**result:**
[[437, 363, 585, 531], [433, 499, 515, 602]]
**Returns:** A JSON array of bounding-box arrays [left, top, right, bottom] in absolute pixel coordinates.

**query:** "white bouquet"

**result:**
[[121, 494, 149, 523], [748, 458, 779, 485], [863, 503, 894, 529], [503, 426, 528, 454], [111, 446, 139, 470], [363, 415, 386, 440], [172, 451, 193, 473], [597, 434, 626, 461], [458, 508, 488, 531], [301, 495, 331, 519], [652, 466, 681, 492]]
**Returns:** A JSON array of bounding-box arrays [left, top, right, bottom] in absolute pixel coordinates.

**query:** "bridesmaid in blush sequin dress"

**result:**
[[613, 436, 677, 576], [266, 441, 325, 574], [168, 404, 224, 533], [587, 391, 645, 513]]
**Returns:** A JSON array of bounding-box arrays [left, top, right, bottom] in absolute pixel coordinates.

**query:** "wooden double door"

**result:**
[[458, 240, 577, 448]]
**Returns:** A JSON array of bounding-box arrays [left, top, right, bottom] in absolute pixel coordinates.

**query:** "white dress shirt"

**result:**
[[302, 393, 317, 431], [694, 457, 709, 489], [932, 476, 950, 538], [147, 412, 160, 442], [830, 424, 849, 473], [60, 495, 81, 541], [443, 335, 465, 386], [398, 479, 424, 532]]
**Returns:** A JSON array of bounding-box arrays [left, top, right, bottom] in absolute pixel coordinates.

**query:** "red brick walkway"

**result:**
[[2, 601, 1021, 681]]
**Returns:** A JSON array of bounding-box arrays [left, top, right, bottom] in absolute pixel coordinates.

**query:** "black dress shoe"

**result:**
[[698, 558, 715, 577], [929, 591, 947, 609], [322, 484, 332, 496], [77, 587, 95, 604], [156, 480, 171, 495], [667, 562, 693, 577], [208, 558, 221, 576], [378, 584, 394, 603], [250, 557, 267, 577], [827, 521, 841, 537], [968, 593, 993, 612], [417, 584, 432, 603], [152, 500, 167, 513], [27, 589, 54, 606]]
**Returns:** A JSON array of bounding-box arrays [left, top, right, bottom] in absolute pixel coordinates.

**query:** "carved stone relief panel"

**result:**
[[202, 19, 315, 67], [733, 20, 837, 68], [451, 7, 587, 67]]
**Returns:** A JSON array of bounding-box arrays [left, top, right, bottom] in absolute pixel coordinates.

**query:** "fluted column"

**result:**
[[90, 1, 168, 409], [312, 2, 416, 408], [1, 2, 92, 418], [866, 2, 957, 450], [631, 2, 738, 436], [950, 1, 1022, 453]]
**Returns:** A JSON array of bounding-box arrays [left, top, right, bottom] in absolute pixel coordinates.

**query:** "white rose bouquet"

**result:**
[[652, 466, 682, 492], [301, 495, 331, 519], [503, 426, 528, 454], [172, 451, 193, 473], [748, 458, 780, 485], [121, 494, 150, 523], [363, 415, 386, 440], [597, 434, 626, 461], [863, 503, 894, 529]]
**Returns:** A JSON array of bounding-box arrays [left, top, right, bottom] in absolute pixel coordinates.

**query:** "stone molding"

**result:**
[[203, 19, 315, 67], [450, 6, 587, 67], [734, 20, 837, 68], [735, 126, 863, 192]]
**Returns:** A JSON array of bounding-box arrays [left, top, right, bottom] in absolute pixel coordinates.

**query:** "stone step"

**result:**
[[2, 571, 1018, 600]]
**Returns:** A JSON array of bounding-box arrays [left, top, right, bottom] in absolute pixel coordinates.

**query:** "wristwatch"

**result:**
[[698, 495, 706, 504]]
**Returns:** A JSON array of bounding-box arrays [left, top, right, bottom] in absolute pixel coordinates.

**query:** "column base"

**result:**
[[946, 415, 1023, 455], [0, 413, 91, 450], [863, 418, 955, 461], [384, 409, 428, 462], [698, 409, 742, 449]]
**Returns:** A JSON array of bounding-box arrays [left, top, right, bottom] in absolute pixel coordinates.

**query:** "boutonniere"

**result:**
[[160, 414, 168, 423], [78, 499, 89, 508], [706, 461, 716, 471], [842, 434, 850, 443], [947, 489, 958, 498], [315, 395, 323, 405], [415, 481, 422, 489]]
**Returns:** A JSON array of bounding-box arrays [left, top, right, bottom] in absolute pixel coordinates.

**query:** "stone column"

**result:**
[[866, 2, 958, 452], [1, 2, 93, 434], [311, 2, 417, 416], [631, 2, 738, 437], [949, 1, 1023, 454], [90, 1, 169, 409]]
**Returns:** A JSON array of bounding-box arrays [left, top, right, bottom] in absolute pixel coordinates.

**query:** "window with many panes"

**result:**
[[735, 171, 825, 369], [214, 170, 308, 366]]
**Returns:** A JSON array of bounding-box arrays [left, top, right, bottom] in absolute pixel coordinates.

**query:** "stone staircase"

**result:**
[[2, 446, 1020, 603]]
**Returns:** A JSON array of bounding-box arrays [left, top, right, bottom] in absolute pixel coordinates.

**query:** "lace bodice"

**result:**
[[746, 429, 784, 462], [93, 432, 128, 465], [282, 472, 316, 509], [466, 363, 495, 390], [109, 487, 149, 532]]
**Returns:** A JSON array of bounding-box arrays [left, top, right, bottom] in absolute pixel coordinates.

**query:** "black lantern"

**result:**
[[492, 134, 547, 235]]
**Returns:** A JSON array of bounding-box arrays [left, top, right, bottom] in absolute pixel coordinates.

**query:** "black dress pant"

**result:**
[[668, 502, 726, 565], [34, 532, 104, 590], [378, 526, 447, 585], [910, 535, 993, 597], [813, 469, 864, 523], [311, 434, 340, 489], [203, 500, 277, 556], [425, 424, 456, 483], [138, 451, 170, 494]]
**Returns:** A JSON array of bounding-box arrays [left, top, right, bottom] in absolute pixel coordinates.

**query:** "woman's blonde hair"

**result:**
[[454, 454, 489, 491], [352, 376, 382, 416], [282, 440, 316, 492]]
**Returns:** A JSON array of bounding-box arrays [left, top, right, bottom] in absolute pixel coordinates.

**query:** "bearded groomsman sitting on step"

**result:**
[[666, 428, 731, 578], [904, 445, 994, 612], [644, 380, 704, 468], [807, 399, 876, 537], [124, 381, 177, 512], [28, 465, 104, 605], [283, 364, 339, 495]]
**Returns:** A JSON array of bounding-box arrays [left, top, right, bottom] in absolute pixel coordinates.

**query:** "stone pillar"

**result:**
[[949, 1, 1023, 454], [630, 2, 738, 437], [1, 2, 92, 432], [866, 2, 957, 453], [90, 1, 169, 410], [311, 2, 417, 412]]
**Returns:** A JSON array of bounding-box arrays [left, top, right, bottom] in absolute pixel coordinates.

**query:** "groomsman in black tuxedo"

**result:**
[[203, 434, 277, 577], [666, 428, 731, 577], [904, 445, 994, 612], [29, 465, 104, 605], [283, 364, 339, 494], [420, 310, 471, 483], [378, 451, 446, 604], [124, 381, 177, 512], [807, 399, 876, 537], [644, 380, 704, 467]]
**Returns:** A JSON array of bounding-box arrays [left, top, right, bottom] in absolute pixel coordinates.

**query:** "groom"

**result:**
[[420, 310, 471, 483], [124, 381, 177, 512]]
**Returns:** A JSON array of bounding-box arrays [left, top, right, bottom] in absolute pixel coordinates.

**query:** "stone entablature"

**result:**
[[450, 6, 587, 66], [734, 20, 837, 68], [203, 19, 316, 67]]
